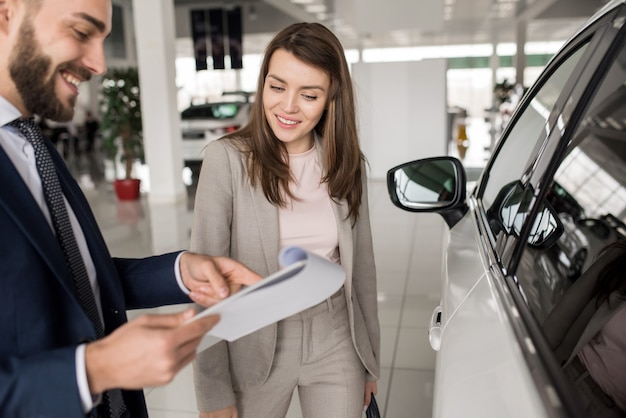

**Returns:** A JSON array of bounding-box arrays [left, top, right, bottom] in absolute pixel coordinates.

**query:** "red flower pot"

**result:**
[[113, 179, 141, 201]]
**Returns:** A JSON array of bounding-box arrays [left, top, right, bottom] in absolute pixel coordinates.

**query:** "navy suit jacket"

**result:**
[[0, 140, 191, 417]]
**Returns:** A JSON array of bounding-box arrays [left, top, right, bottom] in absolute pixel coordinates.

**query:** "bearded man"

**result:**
[[0, 1, 260, 416]]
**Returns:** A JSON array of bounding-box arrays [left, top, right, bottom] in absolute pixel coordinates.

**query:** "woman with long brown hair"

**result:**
[[190, 22, 380, 418]]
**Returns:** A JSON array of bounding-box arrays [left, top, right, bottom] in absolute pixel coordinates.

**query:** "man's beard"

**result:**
[[9, 18, 89, 122]]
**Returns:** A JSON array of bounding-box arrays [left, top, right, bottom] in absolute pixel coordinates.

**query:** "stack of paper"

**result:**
[[190, 246, 346, 352]]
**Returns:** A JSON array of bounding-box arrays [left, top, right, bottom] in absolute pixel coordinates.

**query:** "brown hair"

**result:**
[[225, 22, 365, 223]]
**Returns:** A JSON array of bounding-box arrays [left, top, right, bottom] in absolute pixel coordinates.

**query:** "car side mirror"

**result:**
[[526, 205, 564, 248], [387, 157, 467, 228], [495, 181, 564, 248]]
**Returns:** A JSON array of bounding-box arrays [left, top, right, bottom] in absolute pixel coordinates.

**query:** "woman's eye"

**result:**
[[270, 85, 284, 92], [303, 94, 317, 101]]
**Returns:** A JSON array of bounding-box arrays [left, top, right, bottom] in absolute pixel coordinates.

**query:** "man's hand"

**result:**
[[179, 252, 261, 306], [85, 309, 218, 394]]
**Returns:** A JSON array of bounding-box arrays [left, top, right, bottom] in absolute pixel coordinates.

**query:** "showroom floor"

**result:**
[[76, 117, 490, 418]]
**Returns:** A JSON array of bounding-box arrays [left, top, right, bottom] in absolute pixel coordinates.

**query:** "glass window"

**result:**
[[481, 44, 589, 243], [104, 5, 127, 60], [181, 103, 241, 120], [515, 41, 626, 322], [512, 37, 626, 415]]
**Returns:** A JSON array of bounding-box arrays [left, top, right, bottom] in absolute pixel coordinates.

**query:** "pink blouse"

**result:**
[[278, 145, 340, 264]]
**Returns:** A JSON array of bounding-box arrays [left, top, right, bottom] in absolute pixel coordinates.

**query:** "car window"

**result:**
[[509, 33, 626, 415], [181, 103, 241, 120], [515, 38, 626, 322], [481, 43, 589, 243]]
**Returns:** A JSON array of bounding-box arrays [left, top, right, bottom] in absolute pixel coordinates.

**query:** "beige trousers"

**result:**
[[235, 288, 366, 418]]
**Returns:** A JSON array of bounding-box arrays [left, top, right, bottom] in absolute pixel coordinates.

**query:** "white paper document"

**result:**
[[190, 246, 346, 352]]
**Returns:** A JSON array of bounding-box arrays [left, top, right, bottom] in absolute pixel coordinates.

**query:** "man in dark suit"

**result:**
[[0, 0, 260, 416]]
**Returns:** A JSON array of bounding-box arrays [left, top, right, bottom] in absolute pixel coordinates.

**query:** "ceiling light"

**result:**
[[305, 4, 326, 13]]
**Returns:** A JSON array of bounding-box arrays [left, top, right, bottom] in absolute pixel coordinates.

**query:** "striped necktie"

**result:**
[[8, 118, 127, 418]]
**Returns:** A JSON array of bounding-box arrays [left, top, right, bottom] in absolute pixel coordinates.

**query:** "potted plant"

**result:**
[[99, 67, 144, 200]]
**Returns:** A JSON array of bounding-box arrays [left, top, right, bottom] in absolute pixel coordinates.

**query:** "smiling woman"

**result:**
[[262, 48, 330, 154], [190, 22, 380, 418]]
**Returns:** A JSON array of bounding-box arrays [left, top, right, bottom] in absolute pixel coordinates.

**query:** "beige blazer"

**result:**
[[190, 137, 380, 412]]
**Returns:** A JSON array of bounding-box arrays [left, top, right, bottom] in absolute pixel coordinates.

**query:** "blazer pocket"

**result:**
[[351, 298, 379, 379], [229, 324, 277, 390]]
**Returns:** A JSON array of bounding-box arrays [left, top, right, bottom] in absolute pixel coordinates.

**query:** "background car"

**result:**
[[387, 1, 626, 417], [573, 215, 626, 266], [181, 99, 251, 162]]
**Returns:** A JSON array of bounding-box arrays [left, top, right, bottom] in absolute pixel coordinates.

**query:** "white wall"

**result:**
[[353, 59, 448, 180]]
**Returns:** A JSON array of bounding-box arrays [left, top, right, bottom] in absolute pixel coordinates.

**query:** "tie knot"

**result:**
[[8, 117, 36, 129], [8, 117, 44, 146]]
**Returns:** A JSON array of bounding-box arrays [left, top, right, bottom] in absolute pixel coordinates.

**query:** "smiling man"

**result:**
[[4, 0, 107, 121], [0, 1, 260, 417]]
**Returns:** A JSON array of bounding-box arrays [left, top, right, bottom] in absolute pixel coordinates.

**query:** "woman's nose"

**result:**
[[282, 93, 298, 113]]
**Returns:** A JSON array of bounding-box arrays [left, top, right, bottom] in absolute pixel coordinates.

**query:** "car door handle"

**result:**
[[429, 305, 443, 351]]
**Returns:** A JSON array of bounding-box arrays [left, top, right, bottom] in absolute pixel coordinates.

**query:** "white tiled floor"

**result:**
[[79, 116, 491, 417]]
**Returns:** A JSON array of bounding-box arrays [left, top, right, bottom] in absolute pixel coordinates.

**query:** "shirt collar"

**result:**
[[0, 96, 27, 127]]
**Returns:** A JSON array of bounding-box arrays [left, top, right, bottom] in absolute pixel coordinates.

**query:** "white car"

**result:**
[[387, 1, 626, 417], [180, 100, 251, 164]]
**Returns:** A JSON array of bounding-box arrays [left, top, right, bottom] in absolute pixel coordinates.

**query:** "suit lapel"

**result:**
[[0, 145, 78, 298], [249, 183, 281, 273], [1, 136, 122, 336], [333, 198, 353, 292], [51, 143, 106, 257], [48, 142, 123, 308], [314, 143, 354, 294]]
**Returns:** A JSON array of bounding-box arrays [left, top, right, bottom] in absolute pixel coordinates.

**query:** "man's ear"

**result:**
[[0, 0, 19, 37], [0, 1, 10, 32]]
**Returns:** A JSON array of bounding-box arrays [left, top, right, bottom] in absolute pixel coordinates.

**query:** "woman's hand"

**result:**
[[199, 405, 238, 418], [363, 380, 378, 410]]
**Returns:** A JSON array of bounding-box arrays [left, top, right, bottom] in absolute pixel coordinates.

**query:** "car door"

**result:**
[[503, 8, 626, 418], [435, 4, 626, 418]]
